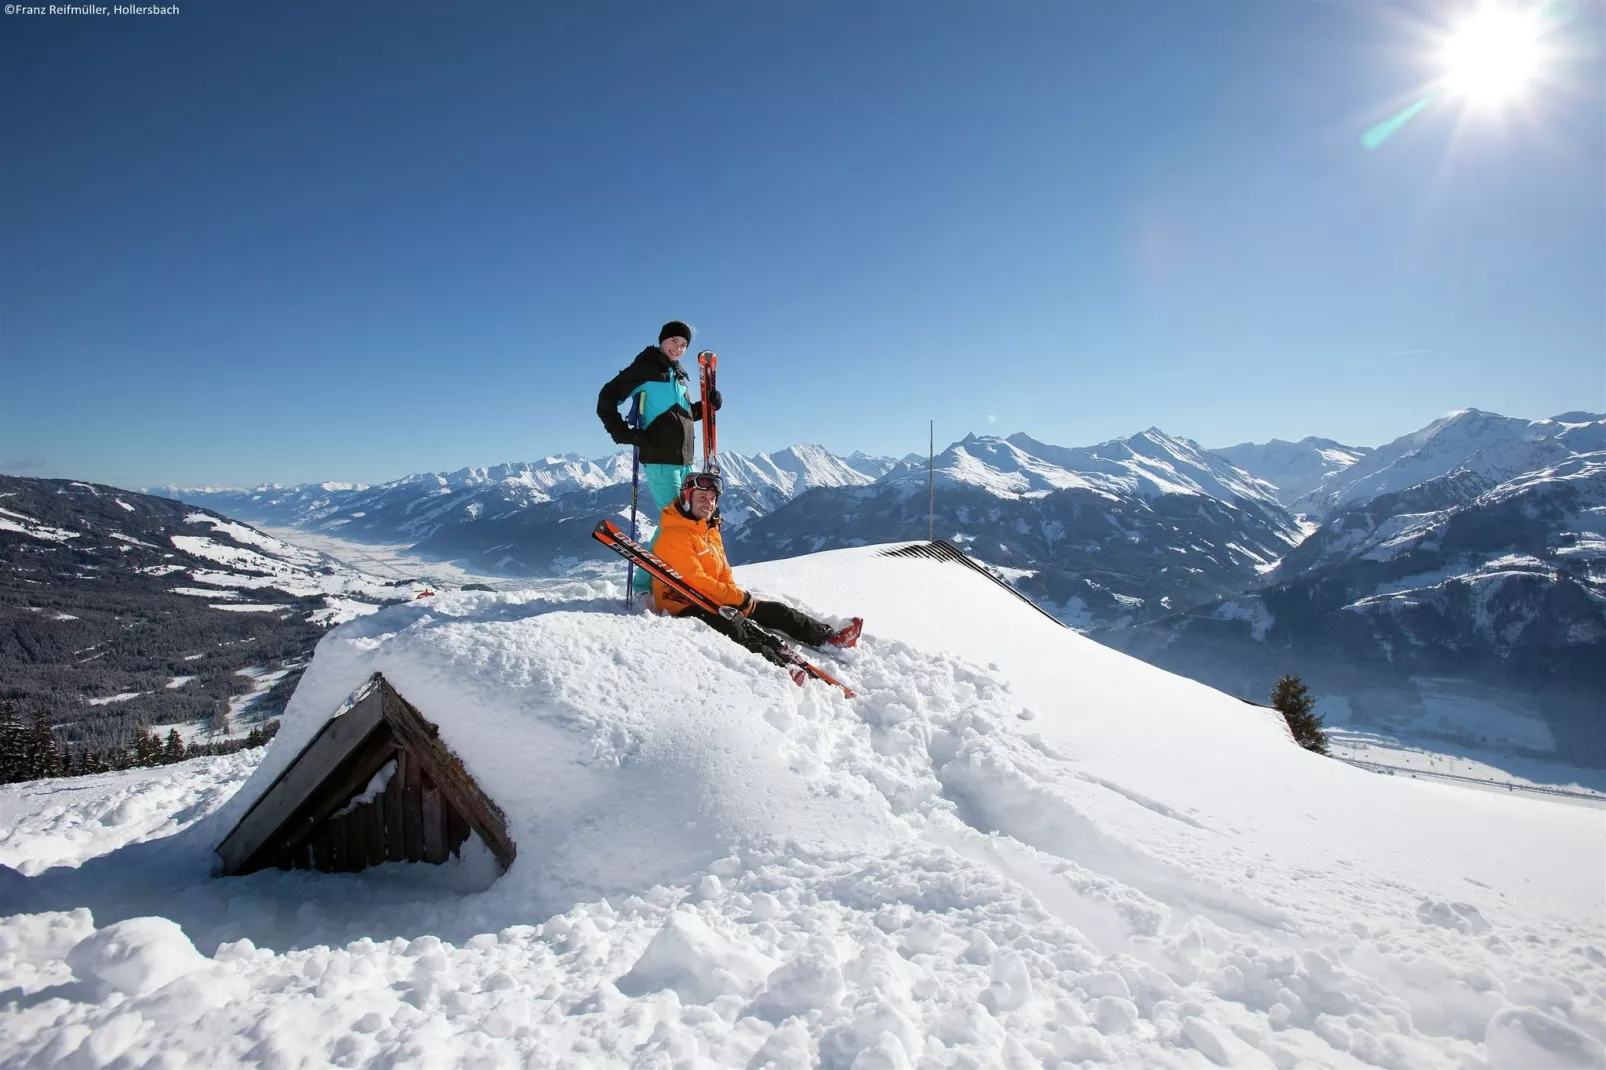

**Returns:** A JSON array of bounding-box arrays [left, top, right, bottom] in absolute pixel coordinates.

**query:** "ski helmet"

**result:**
[[678, 471, 722, 511]]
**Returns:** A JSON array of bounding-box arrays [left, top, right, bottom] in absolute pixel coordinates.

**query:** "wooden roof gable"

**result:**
[[217, 672, 516, 877]]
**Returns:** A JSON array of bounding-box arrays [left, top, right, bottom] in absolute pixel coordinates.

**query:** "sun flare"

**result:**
[[1440, 5, 1546, 105]]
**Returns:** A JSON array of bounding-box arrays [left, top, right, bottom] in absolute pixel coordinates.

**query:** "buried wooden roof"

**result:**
[[217, 672, 516, 878], [878, 540, 1067, 627]]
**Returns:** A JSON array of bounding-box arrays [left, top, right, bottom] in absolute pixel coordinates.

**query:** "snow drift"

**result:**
[[1, 544, 1601, 1069]]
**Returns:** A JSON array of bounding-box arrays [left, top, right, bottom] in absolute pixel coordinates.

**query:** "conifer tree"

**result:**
[[163, 729, 186, 764], [27, 713, 61, 779], [0, 702, 25, 783], [246, 726, 264, 748], [1271, 675, 1329, 755], [134, 728, 163, 768]]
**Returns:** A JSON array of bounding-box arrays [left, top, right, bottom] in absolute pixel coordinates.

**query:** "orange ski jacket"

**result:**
[[651, 504, 745, 615]]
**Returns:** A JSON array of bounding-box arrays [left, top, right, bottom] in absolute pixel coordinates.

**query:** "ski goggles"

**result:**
[[682, 473, 723, 496]]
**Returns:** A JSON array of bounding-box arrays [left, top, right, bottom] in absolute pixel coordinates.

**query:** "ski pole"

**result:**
[[624, 391, 644, 605]]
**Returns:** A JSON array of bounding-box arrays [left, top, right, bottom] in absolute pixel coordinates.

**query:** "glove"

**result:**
[[615, 428, 643, 448], [736, 591, 755, 617], [708, 388, 722, 411]]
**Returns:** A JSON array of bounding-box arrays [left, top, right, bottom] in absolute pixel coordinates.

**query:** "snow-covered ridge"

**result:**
[[873, 429, 1285, 508], [1211, 436, 1372, 506], [1, 545, 1600, 1069], [1295, 409, 1605, 518], [154, 444, 898, 546]]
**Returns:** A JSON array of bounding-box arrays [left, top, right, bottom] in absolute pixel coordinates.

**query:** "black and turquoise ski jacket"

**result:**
[[596, 346, 716, 466]]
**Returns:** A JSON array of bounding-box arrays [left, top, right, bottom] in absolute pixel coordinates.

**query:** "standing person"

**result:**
[[652, 471, 863, 680], [597, 321, 721, 595]]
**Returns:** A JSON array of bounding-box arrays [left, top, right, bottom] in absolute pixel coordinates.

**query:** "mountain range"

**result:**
[[150, 408, 1605, 763], [1102, 412, 1606, 763]]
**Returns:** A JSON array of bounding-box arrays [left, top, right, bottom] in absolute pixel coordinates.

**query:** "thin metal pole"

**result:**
[[928, 420, 934, 542]]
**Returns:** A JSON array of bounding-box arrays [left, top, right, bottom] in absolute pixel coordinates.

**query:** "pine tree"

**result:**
[[0, 702, 26, 784], [26, 713, 61, 779], [246, 726, 264, 748], [59, 745, 73, 777], [134, 728, 163, 768], [163, 729, 186, 764], [209, 703, 232, 738], [1271, 675, 1329, 755]]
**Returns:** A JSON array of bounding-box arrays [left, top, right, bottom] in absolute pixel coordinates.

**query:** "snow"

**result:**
[[253, 525, 507, 589], [208, 603, 286, 614], [183, 513, 314, 562], [0, 546, 1601, 1069], [309, 596, 384, 626], [1298, 410, 1604, 517], [1326, 730, 1606, 801], [65, 916, 210, 998], [330, 760, 397, 819], [0, 506, 81, 543], [169, 585, 240, 599], [1210, 599, 1275, 641], [84, 693, 144, 707], [113, 499, 135, 512]]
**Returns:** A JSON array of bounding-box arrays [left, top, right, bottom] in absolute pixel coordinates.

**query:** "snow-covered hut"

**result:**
[[216, 672, 516, 877]]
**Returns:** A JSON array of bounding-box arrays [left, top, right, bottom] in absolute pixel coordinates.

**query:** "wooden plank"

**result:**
[[380, 682, 517, 871], [329, 816, 346, 873], [366, 792, 386, 868], [311, 829, 330, 872], [446, 804, 470, 859], [422, 782, 446, 863], [244, 735, 396, 876], [217, 676, 387, 875], [340, 812, 356, 872], [383, 779, 404, 864], [401, 785, 421, 862], [349, 811, 367, 873]]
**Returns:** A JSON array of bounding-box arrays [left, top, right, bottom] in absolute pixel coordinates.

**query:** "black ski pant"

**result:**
[[680, 600, 833, 667]]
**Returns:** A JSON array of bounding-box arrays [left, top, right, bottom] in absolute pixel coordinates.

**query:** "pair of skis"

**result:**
[[697, 350, 718, 475], [592, 519, 855, 698]]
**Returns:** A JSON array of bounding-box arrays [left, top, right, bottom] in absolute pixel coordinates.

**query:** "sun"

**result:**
[[1439, 5, 1547, 106]]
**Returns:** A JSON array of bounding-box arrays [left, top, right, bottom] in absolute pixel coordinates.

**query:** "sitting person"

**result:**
[[651, 472, 863, 676]]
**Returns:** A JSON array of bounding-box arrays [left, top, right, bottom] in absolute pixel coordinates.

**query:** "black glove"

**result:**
[[737, 590, 754, 617], [708, 388, 722, 411]]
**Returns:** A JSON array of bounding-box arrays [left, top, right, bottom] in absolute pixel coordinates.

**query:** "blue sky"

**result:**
[[2, 1, 1602, 488]]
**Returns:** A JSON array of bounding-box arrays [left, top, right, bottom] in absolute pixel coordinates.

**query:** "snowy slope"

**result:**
[[1212, 437, 1372, 507], [2, 547, 1601, 1069], [1, 476, 436, 749], [1294, 410, 1604, 518]]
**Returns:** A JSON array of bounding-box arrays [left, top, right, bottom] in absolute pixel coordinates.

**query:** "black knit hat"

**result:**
[[659, 320, 693, 345]]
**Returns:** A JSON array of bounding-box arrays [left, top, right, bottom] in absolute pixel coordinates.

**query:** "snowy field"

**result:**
[[1327, 729, 1606, 803], [253, 525, 518, 589], [1, 546, 1602, 1069]]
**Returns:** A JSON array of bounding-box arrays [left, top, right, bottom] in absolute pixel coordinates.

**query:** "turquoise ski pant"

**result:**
[[632, 462, 691, 594]]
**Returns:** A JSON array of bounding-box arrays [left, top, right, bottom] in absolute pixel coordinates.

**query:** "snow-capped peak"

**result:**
[[1296, 410, 1604, 518]]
